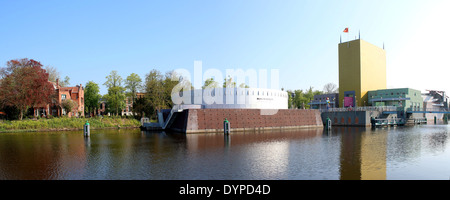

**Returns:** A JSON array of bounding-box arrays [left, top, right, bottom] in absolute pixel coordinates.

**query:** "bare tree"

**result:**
[[45, 65, 70, 87], [323, 83, 338, 94]]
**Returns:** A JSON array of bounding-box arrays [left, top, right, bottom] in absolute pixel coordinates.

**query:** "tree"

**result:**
[[0, 58, 55, 120], [223, 76, 236, 88], [84, 81, 101, 116], [61, 76, 70, 87], [163, 71, 181, 108], [132, 96, 152, 119], [61, 99, 78, 116], [323, 83, 338, 94], [103, 71, 126, 115], [141, 69, 192, 119], [45, 66, 70, 87], [287, 87, 323, 109], [45, 65, 59, 83], [144, 69, 164, 117], [104, 70, 122, 88], [125, 73, 142, 101], [239, 83, 250, 88], [202, 78, 219, 89], [104, 86, 126, 115]]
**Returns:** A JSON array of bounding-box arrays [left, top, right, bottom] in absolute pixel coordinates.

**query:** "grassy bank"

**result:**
[[0, 116, 142, 133]]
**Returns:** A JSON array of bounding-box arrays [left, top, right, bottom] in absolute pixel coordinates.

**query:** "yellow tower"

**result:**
[[339, 39, 386, 107]]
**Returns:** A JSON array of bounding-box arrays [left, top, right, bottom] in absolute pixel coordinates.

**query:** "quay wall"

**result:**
[[169, 109, 323, 133], [321, 111, 382, 127]]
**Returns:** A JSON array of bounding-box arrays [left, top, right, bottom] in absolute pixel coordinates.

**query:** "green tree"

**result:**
[[84, 81, 101, 116], [239, 83, 250, 88], [287, 90, 294, 109], [104, 70, 122, 88], [141, 69, 192, 119], [144, 69, 164, 118], [132, 96, 152, 119], [288, 87, 323, 109], [163, 70, 183, 109], [223, 76, 236, 88], [202, 77, 219, 89], [125, 73, 142, 101], [103, 70, 126, 115], [61, 99, 78, 116]]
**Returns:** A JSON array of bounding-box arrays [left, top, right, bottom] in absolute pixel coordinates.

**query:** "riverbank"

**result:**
[[0, 116, 141, 133]]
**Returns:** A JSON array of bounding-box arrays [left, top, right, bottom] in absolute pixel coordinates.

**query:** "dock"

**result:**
[[140, 117, 163, 131], [371, 118, 405, 127]]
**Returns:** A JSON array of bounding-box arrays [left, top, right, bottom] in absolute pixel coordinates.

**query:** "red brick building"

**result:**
[[34, 79, 85, 118]]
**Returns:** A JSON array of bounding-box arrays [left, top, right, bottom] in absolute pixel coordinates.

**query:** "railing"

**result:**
[[406, 107, 448, 112], [413, 118, 427, 124], [161, 105, 185, 129], [321, 106, 398, 112], [320, 106, 450, 113], [140, 117, 150, 126], [372, 118, 405, 125]]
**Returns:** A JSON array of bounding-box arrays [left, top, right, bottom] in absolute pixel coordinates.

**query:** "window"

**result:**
[[61, 94, 66, 100]]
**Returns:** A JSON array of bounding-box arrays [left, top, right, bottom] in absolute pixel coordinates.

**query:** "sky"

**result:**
[[1, 0, 449, 95]]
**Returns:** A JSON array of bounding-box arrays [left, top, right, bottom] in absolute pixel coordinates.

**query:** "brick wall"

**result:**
[[169, 109, 322, 133]]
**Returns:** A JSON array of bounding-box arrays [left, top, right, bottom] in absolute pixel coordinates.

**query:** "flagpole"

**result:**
[[346, 28, 349, 47], [346, 29, 348, 43]]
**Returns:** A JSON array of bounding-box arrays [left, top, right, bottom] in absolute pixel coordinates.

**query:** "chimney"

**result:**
[[56, 79, 59, 87]]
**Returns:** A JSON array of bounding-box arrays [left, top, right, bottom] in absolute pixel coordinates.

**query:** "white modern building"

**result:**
[[172, 88, 289, 109]]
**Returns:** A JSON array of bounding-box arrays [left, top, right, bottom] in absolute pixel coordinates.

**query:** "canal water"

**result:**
[[0, 125, 449, 180]]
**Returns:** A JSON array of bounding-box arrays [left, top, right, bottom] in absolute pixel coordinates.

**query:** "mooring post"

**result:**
[[84, 120, 90, 137], [326, 117, 332, 130], [224, 118, 230, 135]]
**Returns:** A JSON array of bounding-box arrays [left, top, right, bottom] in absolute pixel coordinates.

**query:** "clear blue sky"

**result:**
[[1, 0, 449, 95]]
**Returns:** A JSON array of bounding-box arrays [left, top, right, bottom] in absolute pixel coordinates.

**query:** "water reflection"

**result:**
[[337, 127, 388, 180], [0, 132, 88, 179], [0, 125, 449, 180]]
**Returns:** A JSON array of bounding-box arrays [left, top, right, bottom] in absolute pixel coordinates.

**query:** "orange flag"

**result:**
[[343, 28, 349, 33]]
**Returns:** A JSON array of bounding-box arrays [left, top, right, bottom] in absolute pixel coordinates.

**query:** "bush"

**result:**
[[0, 116, 140, 132]]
